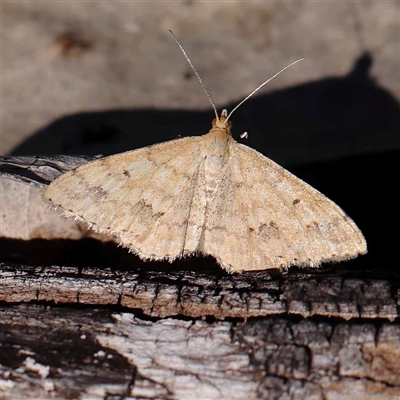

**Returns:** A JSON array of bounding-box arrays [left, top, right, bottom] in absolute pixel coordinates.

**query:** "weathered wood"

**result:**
[[1, 305, 400, 400], [0, 155, 92, 188], [1, 155, 400, 399], [1, 263, 399, 321], [0, 156, 114, 241]]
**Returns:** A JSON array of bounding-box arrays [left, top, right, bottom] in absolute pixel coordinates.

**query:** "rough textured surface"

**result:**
[[44, 113, 366, 272], [1, 263, 399, 321], [1, 306, 400, 400], [0, 155, 93, 188]]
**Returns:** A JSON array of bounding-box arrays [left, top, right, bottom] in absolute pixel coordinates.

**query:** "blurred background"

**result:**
[[2, 1, 399, 272]]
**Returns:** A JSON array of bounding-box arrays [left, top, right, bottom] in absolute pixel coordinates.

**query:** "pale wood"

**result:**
[[0, 156, 114, 242], [0, 155, 92, 187], [1, 305, 400, 400]]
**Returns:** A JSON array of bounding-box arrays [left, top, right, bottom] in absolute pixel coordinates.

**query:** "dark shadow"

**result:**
[[0, 237, 225, 275], [11, 53, 400, 168], [293, 148, 398, 273]]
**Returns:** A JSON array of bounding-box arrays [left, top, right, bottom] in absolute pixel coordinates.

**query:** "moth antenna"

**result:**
[[226, 58, 305, 122], [169, 30, 219, 121]]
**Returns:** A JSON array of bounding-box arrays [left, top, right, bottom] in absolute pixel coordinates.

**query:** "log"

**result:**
[[1, 305, 400, 399], [1, 263, 399, 321], [1, 156, 399, 399]]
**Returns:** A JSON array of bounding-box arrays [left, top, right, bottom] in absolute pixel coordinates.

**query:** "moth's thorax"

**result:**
[[204, 125, 232, 161], [202, 119, 233, 198]]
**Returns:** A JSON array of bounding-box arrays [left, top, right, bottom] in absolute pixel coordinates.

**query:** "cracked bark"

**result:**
[[1, 156, 399, 399]]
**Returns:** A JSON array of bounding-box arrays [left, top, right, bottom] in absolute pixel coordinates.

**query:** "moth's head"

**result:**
[[212, 109, 232, 134]]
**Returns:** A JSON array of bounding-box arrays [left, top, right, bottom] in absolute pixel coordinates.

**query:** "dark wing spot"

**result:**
[[258, 221, 280, 239], [123, 170, 131, 177], [92, 186, 108, 198], [293, 199, 301, 205]]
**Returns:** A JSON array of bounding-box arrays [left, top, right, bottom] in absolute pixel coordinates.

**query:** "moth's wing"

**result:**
[[202, 142, 367, 272], [45, 136, 207, 260]]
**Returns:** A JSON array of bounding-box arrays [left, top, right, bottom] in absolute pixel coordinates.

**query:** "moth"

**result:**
[[45, 33, 367, 273]]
